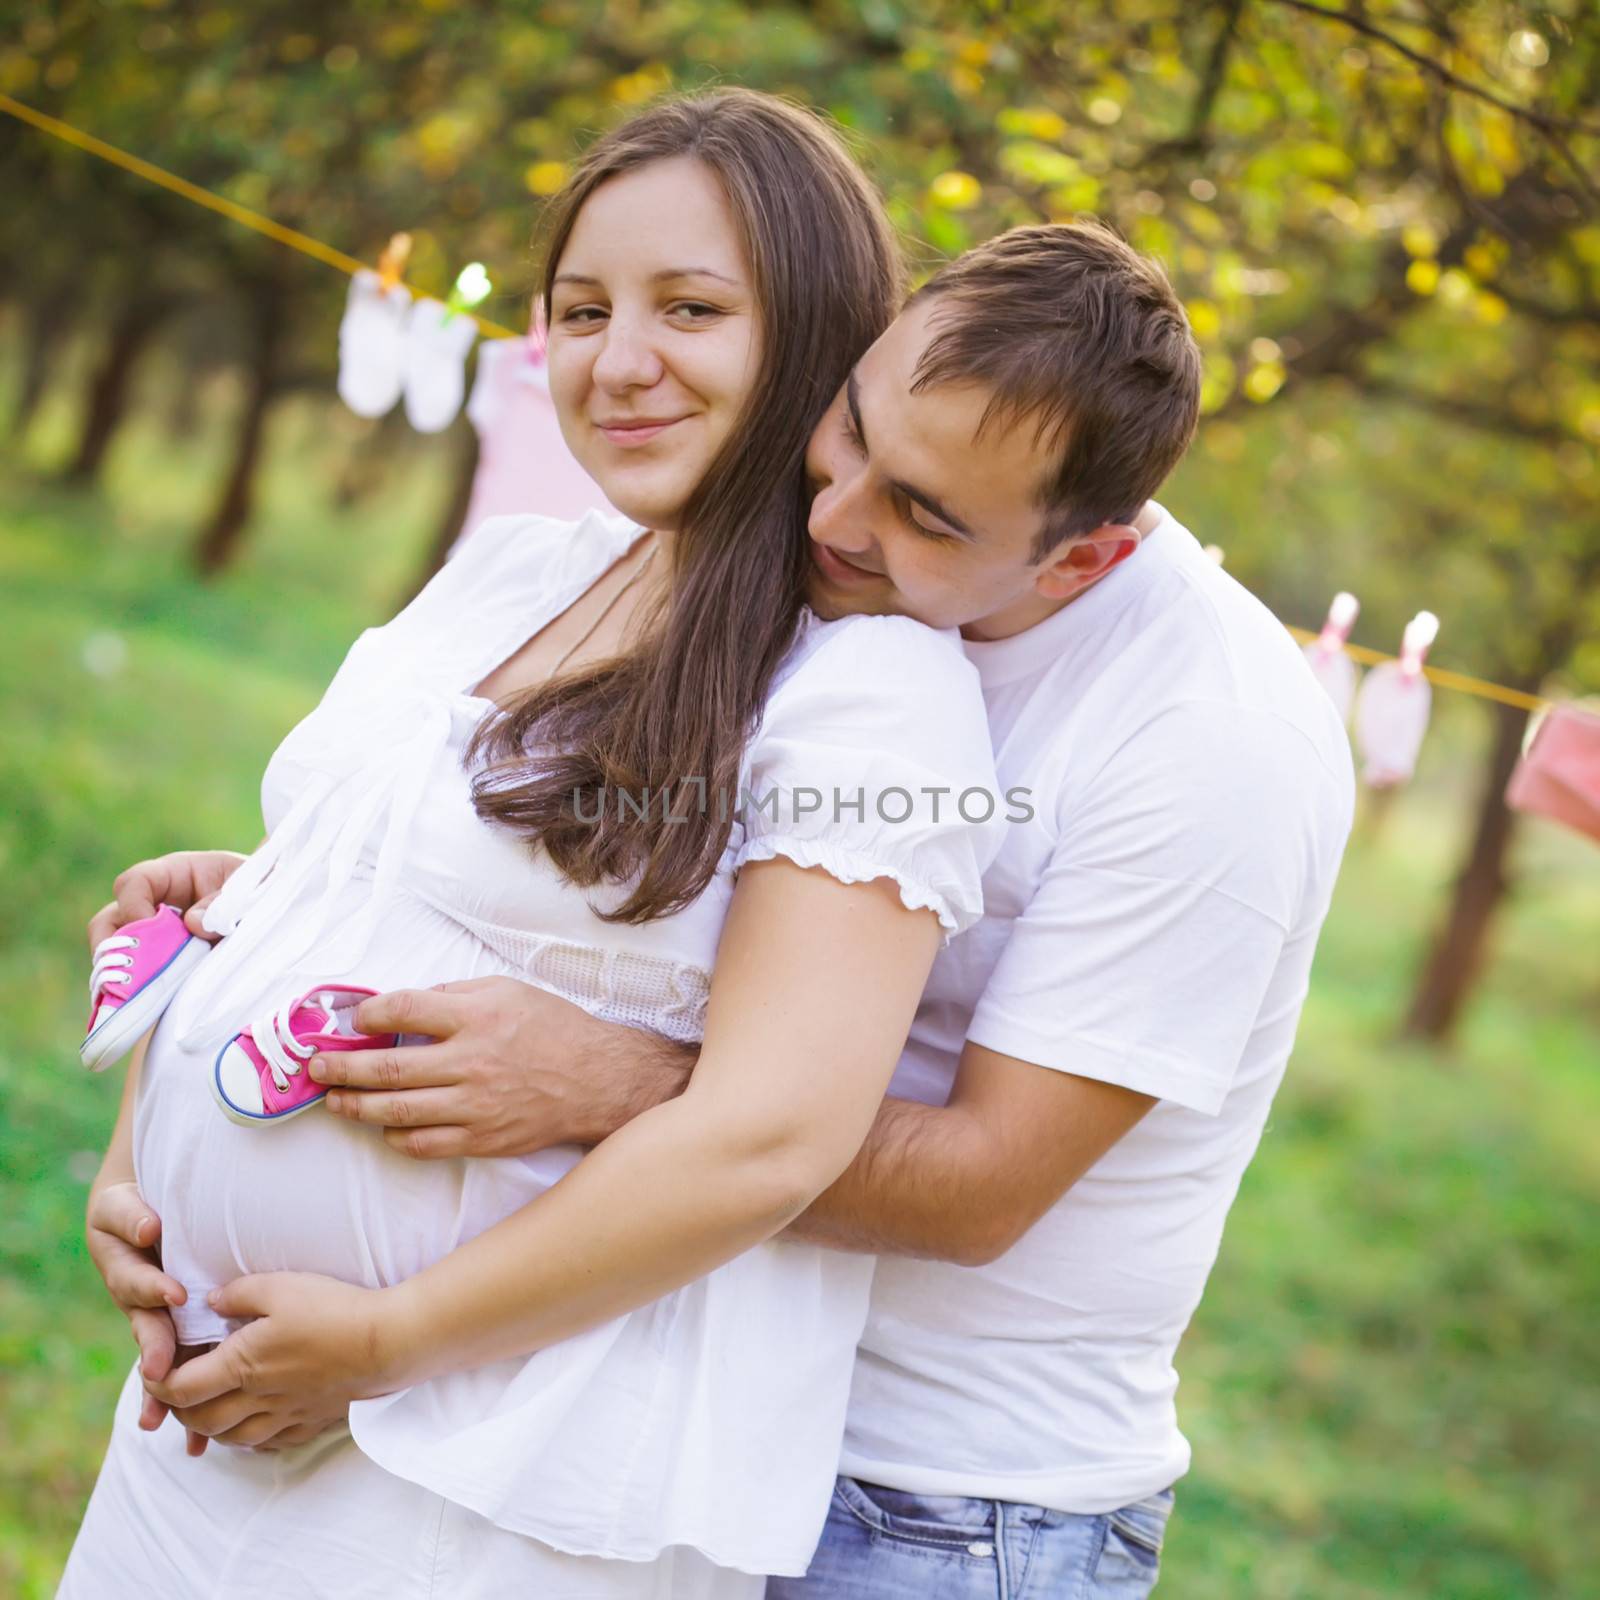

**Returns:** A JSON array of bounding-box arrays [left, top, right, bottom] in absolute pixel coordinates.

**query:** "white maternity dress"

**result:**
[[59, 511, 1001, 1599]]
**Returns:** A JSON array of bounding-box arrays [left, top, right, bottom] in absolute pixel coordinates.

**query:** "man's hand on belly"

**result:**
[[309, 977, 694, 1159]]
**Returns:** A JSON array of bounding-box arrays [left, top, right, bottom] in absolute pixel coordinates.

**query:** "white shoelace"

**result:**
[[248, 997, 331, 1094], [89, 934, 139, 1000]]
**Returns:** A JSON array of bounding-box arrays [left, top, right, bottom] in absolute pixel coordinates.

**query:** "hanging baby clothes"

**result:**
[[1303, 591, 1361, 724], [337, 269, 411, 419], [404, 297, 479, 434], [1354, 611, 1439, 788], [455, 332, 614, 554], [1506, 703, 1600, 845]]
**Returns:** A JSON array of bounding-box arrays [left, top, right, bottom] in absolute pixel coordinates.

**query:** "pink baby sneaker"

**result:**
[[82, 906, 210, 1072], [212, 985, 395, 1126]]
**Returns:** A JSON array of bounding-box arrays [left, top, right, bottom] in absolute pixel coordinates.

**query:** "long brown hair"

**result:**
[[467, 89, 903, 922]]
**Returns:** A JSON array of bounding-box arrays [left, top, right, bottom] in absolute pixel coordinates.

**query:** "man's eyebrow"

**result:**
[[849, 370, 977, 540], [898, 481, 976, 540], [846, 369, 869, 450]]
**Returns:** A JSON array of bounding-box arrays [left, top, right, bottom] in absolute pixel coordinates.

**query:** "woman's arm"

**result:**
[[152, 857, 942, 1416], [385, 855, 942, 1380], [84, 1034, 192, 1433]]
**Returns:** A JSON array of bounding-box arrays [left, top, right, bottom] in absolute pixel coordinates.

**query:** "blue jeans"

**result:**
[[767, 1477, 1173, 1599]]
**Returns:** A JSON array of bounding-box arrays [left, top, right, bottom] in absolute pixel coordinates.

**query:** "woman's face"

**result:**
[[547, 156, 762, 531]]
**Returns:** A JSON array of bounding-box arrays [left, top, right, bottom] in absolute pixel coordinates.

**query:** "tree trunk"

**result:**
[[1401, 698, 1531, 1041], [63, 292, 174, 485], [9, 284, 75, 441], [405, 420, 481, 600], [194, 279, 284, 576], [332, 406, 408, 509], [165, 346, 207, 442]]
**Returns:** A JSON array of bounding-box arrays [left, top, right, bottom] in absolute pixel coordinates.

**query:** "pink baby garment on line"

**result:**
[[454, 335, 614, 555], [1505, 703, 1600, 845]]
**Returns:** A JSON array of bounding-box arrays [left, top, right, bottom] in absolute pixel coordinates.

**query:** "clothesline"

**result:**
[[0, 91, 519, 341], [0, 91, 1558, 717], [1282, 627, 1546, 713]]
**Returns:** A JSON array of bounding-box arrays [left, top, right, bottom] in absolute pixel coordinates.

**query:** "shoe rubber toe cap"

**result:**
[[215, 1041, 266, 1116]]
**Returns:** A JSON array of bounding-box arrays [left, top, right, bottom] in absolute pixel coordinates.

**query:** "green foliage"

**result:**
[[4, 1, 1596, 683]]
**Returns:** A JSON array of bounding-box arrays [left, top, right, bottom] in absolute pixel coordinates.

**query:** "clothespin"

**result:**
[[376, 232, 413, 292], [1397, 611, 1440, 679], [443, 261, 492, 324], [1303, 591, 1361, 723], [1354, 610, 1440, 789], [1314, 592, 1360, 656]]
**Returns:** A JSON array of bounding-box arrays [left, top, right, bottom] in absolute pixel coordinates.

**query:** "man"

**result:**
[[95, 223, 1353, 1596]]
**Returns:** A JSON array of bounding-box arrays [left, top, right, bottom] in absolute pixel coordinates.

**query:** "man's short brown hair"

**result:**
[[911, 221, 1202, 559]]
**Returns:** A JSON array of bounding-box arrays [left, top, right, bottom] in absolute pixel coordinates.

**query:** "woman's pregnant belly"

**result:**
[[134, 885, 581, 1344]]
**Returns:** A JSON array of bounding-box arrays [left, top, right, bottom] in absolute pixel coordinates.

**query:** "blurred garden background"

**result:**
[[2, 2, 1598, 1595]]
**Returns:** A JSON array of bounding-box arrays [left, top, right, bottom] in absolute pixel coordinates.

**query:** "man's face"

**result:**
[[802, 296, 1078, 636]]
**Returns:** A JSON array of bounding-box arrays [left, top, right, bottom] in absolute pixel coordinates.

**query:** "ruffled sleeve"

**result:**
[[731, 614, 1002, 939]]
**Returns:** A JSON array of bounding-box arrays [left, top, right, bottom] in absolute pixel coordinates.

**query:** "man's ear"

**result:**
[[1035, 524, 1143, 602]]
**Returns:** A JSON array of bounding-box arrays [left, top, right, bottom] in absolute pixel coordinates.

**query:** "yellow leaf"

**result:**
[[929, 171, 981, 210], [1482, 107, 1520, 171], [610, 65, 671, 105], [1186, 299, 1222, 340], [1406, 259, 1440, 295], [1243, 362, 1286, 402], [0, 50, 40, 92], [1473, 291, 1508, 325], [1438, 268, 1474, 309], [1402, 224, 1438, 258], [524, 161, 567, 197]]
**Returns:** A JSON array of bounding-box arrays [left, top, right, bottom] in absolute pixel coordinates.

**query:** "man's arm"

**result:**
[[319, 981, 1150, 1267], [787, 1042, 1153, 1264]]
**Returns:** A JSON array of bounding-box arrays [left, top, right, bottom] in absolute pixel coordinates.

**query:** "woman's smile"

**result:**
[[595, 414, 693, 447]]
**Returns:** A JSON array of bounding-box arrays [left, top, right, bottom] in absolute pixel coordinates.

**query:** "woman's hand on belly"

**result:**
[[143, 1271, 418, 1449], [85, 1181, 188, 1433]]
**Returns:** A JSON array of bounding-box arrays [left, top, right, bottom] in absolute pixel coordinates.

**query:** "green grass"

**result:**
[[2, 399, 1598, 1597]]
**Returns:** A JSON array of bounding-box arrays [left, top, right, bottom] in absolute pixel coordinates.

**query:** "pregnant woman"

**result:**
[[60, 90, 1000, 1597]]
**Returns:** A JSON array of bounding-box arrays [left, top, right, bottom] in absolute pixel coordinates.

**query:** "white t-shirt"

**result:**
[[839, 505, 1355, 1514]]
